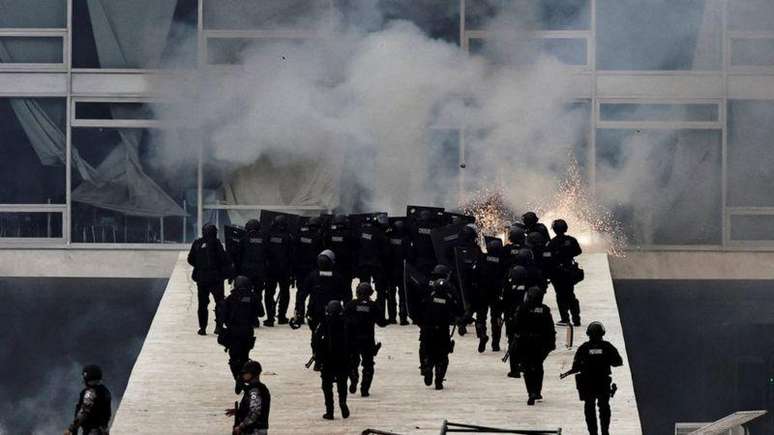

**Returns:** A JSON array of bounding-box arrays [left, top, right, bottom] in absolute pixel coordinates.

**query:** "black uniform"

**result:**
[[312, 308, 352, 418], [476, 241, 507, 351], [236, 379, 271, 435], [503, 267, 529, 377], [220, 282, 261, 385], [513, 295, 556, 403], [293, 223, 324, 320], [236, 225, 268, 326], [356, 223, 390, 319], [265, 223, 294, 324], [418, 278, 463, 389], [344, 296, 388, 396], [187, 225, 233, 332], [547, 234, 583, 324], [385, 223, 413, 323], [70, 384, 111, 435], [570, 339, 623, 435], [327, 221, 356, 294], [302, 270, 350, 333]]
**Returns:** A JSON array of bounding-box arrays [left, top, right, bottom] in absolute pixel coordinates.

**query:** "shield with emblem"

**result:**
[[431, 223, 467, 267]]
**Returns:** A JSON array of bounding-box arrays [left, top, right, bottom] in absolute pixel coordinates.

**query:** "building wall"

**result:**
[[1, 1, 774, 251]]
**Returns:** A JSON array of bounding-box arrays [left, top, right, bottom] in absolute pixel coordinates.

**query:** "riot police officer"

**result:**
[[455, 226, 483, 348], [512, 248, 548, 292], [386, 219, 413, 325], [344, 282, 388, 397], [526, 231, 551, 273], [226, 360, 271, 435], [312, 300, 352, 420], [476, 238, 507, 352], [236, 219, 268, 327], [547, 219, 583, 326], [503, 265, 529, 378], [561, 322, 623, 435], [265, 215, 294, 326], [514, 287, 556, 405], [418, 267, 463, 390], [522, 212, 550, 242], [188, 223, 233, 335], [65, 365, 111, 435], [327, 214, 356, 294], [298, 250, 350, 334], [356, 217, 390, 321], [293, 217, 325, 324], [219, 276, 261, 394]]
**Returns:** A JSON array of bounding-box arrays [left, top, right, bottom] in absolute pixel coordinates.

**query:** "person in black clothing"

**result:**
[[327, 215, 357, 296], [312, 300, 352, 420], [65, 365, 111, 435], [503, 265, 529, 378], [265, 216, 294, 326], [344, 282, 389, 397], [188, 223, 233, 335], [526, 231, 551, 272], [386, 219, 414, 325], [356, 218, 390, 322], [561, 322, 623, 435], [522, 212, 551, 242], [512, 248, 548, 292], [417, 269, 463, 390], [236, 219, 268, 328], [514, 287, 556, 405], [292, 217, 325, 324], [226, 360, 271, 435], [299, 250, 350, 334], [476, 238, 507, 352], [547, 219, 583, 326], [219, 276, 261, 394]]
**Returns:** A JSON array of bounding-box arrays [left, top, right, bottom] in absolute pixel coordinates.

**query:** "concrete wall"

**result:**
[[0, 249, 180, 278], [610, 251, 774, 280]]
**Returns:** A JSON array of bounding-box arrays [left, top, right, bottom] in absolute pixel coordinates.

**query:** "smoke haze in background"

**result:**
[[0, 278, 165, 434], [146, 0, 774, 247]]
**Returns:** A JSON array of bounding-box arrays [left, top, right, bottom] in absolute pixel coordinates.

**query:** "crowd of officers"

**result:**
[[64, 209, 623, 435]]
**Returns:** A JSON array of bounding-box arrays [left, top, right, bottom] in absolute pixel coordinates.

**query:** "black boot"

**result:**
[[197, 328, 206, 336], [340, 402, 350, 419], [478, 335, 489, 353]]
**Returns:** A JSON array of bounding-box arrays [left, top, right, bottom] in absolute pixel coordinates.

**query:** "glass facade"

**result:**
[[0, 0, 772, 248]]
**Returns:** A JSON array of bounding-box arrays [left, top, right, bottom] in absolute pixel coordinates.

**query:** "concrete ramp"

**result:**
[[111, 252, 641, 434]]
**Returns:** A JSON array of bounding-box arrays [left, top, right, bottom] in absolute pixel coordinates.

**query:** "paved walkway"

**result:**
[[111, 252, 641, 434]]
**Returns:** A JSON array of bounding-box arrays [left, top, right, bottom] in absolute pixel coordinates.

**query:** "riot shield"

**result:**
[[454, 246, 480, 313], [406, 205, 445, 225], [403, 260, 429, 321], [443, 211, 476, 226], [259, 210, 302, 236], [431, 223, 466, 267]]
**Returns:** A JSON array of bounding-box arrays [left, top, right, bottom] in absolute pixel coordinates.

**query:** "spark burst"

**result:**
[[461, 186, 514, 243], [530, 160, 627, 256]]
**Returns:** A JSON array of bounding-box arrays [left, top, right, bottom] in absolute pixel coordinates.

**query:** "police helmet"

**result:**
[[82, 365, 103, 382], [587, 321, 606, 339], [241, 360, 263, 376], [356, 282, 374, 298], [552, 219, 568, 235], [522, 212, 539, 227], [245, 219, 260, 233], [234, 275, 252, 291], [325, 300, 343, 316], [431, 264, 451, 279]]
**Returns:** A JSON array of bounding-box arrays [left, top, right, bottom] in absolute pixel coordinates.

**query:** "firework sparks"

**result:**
[[460, 186, 515, 243], [530, 160, 627, 256]]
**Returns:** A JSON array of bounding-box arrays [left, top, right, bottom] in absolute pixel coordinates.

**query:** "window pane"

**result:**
[[372, 0, 460, 45], [0, 37, 63, 63], [466, 0, 590, 31], [0, 98, 66, 204], [731, 38, 774, 67], [71, 128, 198, 243], [206, 37, 309, 65], [730, 215, 774, 241], [0, 0, 67, 28], [728, 0, 774, 31], [469, 37, 587, 65], [596, 129, 722, 245], [597, 0, 721, 71], [0, 212, 62, 238], [600, 103, 719, 122], [75, 102, 158, 120], [204, 0, 329, 30], [72, 0, 198, 69], [728, 101, 774, 207]]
